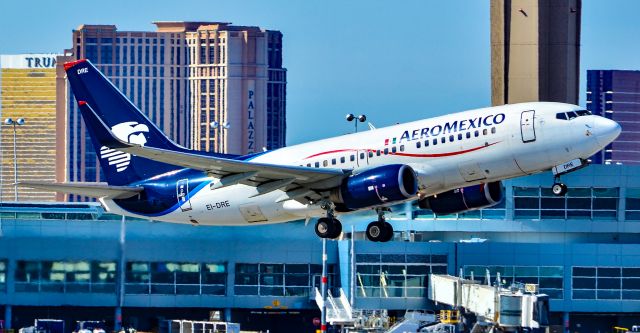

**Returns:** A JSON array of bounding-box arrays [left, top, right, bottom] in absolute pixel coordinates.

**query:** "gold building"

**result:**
[[0, 54, 61, 202]]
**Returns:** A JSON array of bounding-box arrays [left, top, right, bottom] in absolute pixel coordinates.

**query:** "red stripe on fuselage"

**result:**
[[302, 142, 501, 160]]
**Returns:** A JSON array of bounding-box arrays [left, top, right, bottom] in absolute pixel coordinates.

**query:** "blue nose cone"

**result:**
[[594, 116, 622, 146]]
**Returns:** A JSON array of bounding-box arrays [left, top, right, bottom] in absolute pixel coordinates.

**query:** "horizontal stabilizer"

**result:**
[[19, 182, 143, 199]]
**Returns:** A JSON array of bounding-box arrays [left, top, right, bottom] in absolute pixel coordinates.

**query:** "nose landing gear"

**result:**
[[552, 177, 568, 196], [365, 208, 394, 242]]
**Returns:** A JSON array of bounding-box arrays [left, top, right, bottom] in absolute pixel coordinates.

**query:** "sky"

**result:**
[[1, 0, 639, 145]]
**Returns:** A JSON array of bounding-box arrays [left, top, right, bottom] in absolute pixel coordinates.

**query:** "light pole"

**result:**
[[4, 118, 25, 201], [346, 113, 366, 133], [210, 121, 230, 153]]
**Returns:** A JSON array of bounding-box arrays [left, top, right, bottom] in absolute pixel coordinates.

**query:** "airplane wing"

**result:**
[[19, 182, 143, 199], [78, 100, 346, 202]]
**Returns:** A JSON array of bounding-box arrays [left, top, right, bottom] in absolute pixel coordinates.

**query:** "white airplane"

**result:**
[[22, 59, 621, 242]]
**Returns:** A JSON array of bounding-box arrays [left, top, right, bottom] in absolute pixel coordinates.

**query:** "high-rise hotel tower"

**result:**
[[57, 22, 286, 200]]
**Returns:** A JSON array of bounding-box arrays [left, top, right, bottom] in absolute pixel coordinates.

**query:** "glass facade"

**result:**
[[234, 263, 333, 297], [0, 260, 6, 292], [514, 187, 618, 220], [464, 265, 564, 299], [625, 188, 640, 220], [356, 254, 447, 298], [125, 262, 226, 295], [15, 261, 116, 293], [572, 267, 640, 300]]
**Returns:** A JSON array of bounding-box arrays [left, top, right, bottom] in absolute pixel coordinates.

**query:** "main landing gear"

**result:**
[[552, 176, 568, 196], [315, 203, 343, 239], [365, 208, 394, 242]]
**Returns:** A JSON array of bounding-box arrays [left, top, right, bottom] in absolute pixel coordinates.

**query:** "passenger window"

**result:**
[[466, 132, 471, 139], [315, 162, 320, 168], [360, 152, 365, 159], [392, 146, 397, 153], [340, 156, 345, 163], [491, 127, 496, 134], [331, 158, 336, 165], [400, 145, 404, 152], [441, 137, 446, 144], [323, 160, 328, 167], [556, 112, 567, 120], [458, 133, 462, 140], [416, 141, 421, 148], [350, 155, 355, 162], [384, 148, 389, 155], [483, 129, 488, 135], [474, 130, 479, 137]]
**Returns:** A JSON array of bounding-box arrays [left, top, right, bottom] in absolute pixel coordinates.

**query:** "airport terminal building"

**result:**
[[1, 165, 640, 332]]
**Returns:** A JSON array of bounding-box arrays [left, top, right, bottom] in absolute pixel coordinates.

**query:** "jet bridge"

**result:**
[[428, 274, 549, 331]]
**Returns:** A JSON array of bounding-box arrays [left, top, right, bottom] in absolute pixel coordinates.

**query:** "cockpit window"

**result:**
[[556, 110, 591, 121]]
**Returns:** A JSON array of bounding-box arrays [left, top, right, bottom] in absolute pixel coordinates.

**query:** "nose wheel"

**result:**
[[365, 208, 394, 242], [552, 177, 568, 196]]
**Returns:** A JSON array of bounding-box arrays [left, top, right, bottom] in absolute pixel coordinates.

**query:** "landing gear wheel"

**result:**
[[315, 217, 342, 239], [366, 221, 386, 242], [552, 182, 568, 196], [381, 222, 394, 242]]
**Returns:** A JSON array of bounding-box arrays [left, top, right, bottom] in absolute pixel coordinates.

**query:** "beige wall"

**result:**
[[491, 0, 581, 106]]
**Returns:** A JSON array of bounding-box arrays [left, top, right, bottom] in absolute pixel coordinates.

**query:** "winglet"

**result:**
[[64, 59, 87, 71]]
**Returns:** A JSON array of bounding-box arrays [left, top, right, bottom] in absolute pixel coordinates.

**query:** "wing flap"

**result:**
[[19, 182, 143, 199]]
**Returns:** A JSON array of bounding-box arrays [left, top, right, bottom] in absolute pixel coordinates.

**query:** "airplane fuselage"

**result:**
[[101, 102, 620, 226]]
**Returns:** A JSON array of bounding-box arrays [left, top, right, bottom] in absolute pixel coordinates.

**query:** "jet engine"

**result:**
[[331, 164, 418, 210], [419, 181, 504, 215]]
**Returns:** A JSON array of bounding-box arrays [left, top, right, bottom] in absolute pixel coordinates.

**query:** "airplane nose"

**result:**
[[593, 116, 622, 146]]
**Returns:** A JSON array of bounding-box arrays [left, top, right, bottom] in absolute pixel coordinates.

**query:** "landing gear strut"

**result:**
[[366, 208, 394, 242], [315, 202, 342, 239], [552, 176, 568, 196]]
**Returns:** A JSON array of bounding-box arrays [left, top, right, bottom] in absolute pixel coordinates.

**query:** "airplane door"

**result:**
[[176, 179, 192, 212], [356, 149, 369, 167], [521, 110, 536, 143]]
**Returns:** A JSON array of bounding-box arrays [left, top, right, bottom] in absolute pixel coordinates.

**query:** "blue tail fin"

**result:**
[[65, 59, 180, 185]]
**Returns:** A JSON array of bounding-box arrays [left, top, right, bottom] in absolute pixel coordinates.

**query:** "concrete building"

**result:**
[[1, 165, 640, 332], [0, 54, 62, 202], [491, 0, 581, 106], [58, 22, 286, 200], [587, 70, 640, 165]]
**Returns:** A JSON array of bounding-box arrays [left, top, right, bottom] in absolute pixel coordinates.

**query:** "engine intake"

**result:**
[[419, 181, 504, 215], [331, 164, 418, 210]]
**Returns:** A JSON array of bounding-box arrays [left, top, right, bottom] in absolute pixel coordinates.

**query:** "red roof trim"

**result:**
[[63, 59, 87, 71]]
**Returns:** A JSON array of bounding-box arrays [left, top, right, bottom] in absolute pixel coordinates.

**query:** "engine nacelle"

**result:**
[[331, 164, 418, 210], [419, 181, 504, 215]]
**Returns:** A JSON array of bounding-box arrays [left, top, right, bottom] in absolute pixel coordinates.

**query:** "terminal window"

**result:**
[[234, 263, 336, 297], [125, 262, 226, 295], [514, 187, 619, 221], [0, 260, 6, 293], [14, 260, 116, 293], [464, 265, 563, 299], [625, 188, 640, 220], [355, 253, 447, 298], [572, 266, 640, 300]]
